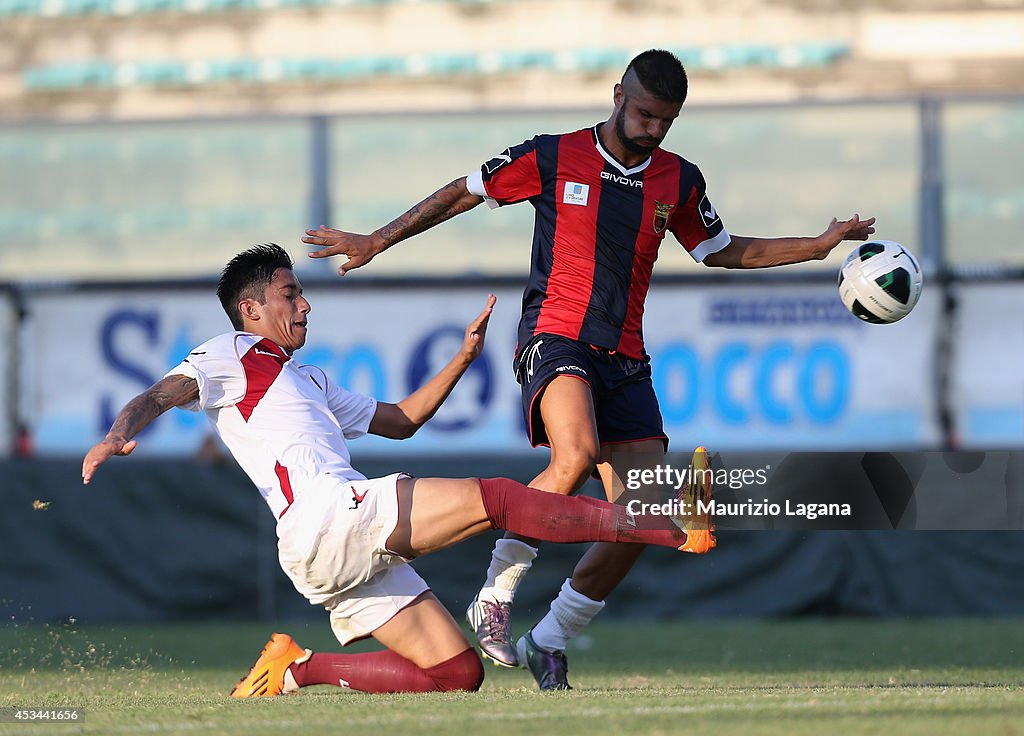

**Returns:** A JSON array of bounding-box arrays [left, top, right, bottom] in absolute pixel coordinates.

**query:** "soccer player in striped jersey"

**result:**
[[82, 243, 709, 698], [304, 49, 877, 690]]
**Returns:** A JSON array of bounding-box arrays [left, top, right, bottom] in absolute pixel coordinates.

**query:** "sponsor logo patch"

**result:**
[[563, 182, 590, 206]]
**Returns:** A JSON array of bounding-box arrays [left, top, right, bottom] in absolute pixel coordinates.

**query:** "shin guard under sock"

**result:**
[[289, 647, 483, 693]]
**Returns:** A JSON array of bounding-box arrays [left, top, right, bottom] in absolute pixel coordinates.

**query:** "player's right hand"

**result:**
[[303, 226, 381, 276], [460, 294, 496, 364], [82, 436, 137, 485]]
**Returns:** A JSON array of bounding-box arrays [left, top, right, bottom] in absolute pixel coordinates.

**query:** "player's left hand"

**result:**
[[461, 294, 496, 364], [303, 227, 383, 276], [810, 214, 876, 260], [825, 214, 876, 244], [82, 435, 137, 485]]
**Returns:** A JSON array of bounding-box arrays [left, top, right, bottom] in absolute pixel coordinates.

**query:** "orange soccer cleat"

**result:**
[[230, 632, 311, 698], [674, 446, 718, 554]]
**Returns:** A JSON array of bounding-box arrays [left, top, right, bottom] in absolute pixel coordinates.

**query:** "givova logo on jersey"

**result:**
[[600, 171, 644, 189]]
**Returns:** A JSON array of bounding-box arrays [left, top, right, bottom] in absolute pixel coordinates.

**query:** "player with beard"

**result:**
[[303, 49, 877, 690]]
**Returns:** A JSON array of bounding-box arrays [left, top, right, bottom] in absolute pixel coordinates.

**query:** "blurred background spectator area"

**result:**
[[1, 0, 1022, 278], [0, 0, 1021, 457], [1, 98, 1022, 281], [1, 0, 1022, 280], [1, 0, 1023, 119]]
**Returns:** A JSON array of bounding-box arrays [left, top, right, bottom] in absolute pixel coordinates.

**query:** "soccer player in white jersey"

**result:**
[[82, 244, 712, 696]]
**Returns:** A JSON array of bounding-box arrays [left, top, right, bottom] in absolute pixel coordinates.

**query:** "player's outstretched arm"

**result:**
[[82, 374, 199, 485], [303, 177, 484, 276], [368, 294, 495, 439], [703, 214, 876, 269]]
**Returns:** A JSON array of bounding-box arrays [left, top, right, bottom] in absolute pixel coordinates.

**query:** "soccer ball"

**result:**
[[838, 240, 923, 323]]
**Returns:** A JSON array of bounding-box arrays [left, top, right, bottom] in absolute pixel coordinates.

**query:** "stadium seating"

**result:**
[[21, 43, 851, 91], [0, 0, 505, 16], [23, 61, 116, 90]]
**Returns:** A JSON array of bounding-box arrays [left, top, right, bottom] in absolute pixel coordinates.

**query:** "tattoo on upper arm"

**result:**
[[108, 375, 199, 441], [151, 374, 200, 410]]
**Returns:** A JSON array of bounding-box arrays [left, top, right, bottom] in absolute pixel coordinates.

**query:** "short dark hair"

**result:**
[[217, 243, 293, 331], [625, 49, 688, 104]]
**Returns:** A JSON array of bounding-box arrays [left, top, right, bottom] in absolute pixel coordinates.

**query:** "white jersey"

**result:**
[[166, 332, 377, 520]]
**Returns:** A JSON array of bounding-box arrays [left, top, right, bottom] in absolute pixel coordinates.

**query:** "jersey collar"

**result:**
[[592, 125, 652, 177], [239, 332, 292, 361]]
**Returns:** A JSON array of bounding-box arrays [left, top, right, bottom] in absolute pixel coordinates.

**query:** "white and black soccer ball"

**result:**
[[838, 240, 923, 324]]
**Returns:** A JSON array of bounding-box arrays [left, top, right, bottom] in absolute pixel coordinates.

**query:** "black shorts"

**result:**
[[515, 333, 668, 449]]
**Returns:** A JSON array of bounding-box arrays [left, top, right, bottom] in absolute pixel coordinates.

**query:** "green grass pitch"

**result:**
[[2, 619, 1023, 735]]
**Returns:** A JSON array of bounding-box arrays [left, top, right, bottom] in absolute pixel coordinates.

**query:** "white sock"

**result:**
[[281, 648, 311, 694], [530, 578, 605, 652], [477, 538, 538, 604]]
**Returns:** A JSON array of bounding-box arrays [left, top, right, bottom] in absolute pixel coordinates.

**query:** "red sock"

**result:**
[[289, 647, 483, 693], [476, 477, 684, 548], [424, 648, 484, 691]]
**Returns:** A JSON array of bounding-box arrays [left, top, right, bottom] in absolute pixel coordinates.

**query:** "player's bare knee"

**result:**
[[547, 463, 595, 492], [549, 444, 599, 490]]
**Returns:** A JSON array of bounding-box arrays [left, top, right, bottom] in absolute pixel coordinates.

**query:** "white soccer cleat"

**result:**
[[466, 597, 519, 668]]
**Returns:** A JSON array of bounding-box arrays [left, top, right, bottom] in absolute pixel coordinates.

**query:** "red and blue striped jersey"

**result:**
[[467, 125, 730, 360]]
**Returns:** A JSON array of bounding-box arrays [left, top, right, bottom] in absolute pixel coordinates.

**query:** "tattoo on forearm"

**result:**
[[108, 375, 198, 441], [378, 180, 476, 247]]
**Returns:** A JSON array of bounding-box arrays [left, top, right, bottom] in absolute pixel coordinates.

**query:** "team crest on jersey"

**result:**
[[653, 201, 674, 234]]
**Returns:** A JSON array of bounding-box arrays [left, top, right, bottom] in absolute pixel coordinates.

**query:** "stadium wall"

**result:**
[[0, 286, 14, 455]]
